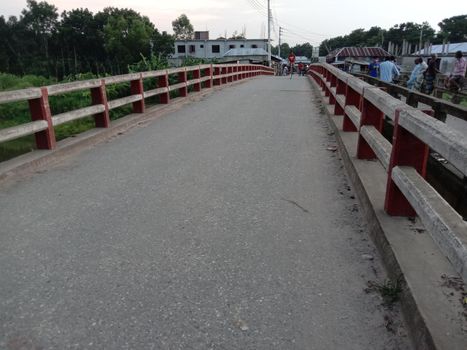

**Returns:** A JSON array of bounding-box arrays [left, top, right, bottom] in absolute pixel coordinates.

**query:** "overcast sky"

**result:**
[[0, 0, 464, 45]]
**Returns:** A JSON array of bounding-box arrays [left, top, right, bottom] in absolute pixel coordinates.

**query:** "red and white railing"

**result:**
[[0, 64, 273, 150], [309, 63, 467, 281]]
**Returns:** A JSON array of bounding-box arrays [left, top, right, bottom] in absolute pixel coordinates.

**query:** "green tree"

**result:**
[[57, 8, 103, 77], [272, 43, 290, 58], [292, 42, 313, 57], [172, 14, 194, 40], [0, 17, 11, 72], [102, 8, 154, 74], [364, 26, 385, 46], [346, 28, 367, 46], [319, 36, 346, 56], [21, 0, 59, 76], [438, 15, 467, 42], [4, 14, 41, 75], [385, 22, 435, 48], [152, 29, 174, 57]]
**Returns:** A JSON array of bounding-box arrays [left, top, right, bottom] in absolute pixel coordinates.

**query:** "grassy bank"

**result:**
[[0, 56, 207, 162], [0, 73, 133, 162]]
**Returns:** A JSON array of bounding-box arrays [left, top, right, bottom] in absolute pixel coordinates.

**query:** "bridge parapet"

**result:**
[[0, 64, 273, 150], [310, 63, 467, 281]]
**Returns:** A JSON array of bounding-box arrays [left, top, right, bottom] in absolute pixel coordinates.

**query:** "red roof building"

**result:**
[[326, 47, 391, 63]]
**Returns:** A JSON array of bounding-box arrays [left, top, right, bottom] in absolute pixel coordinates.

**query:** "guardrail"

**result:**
[[309, 63, 467, 281], [0, 64, 273, 150], [352, 72, 467, 122]]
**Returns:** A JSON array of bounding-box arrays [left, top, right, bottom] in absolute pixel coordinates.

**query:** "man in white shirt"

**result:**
[[379, 56, 400, 83]]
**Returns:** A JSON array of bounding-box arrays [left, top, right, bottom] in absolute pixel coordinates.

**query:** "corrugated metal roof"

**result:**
[[414, 42, 467, 55], [327, 47, 390, 60], [223, 48, 268, 57]]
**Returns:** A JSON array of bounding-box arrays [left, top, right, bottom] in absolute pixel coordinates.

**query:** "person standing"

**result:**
[[379, 56, 400, 83], [288, 51, 296, 79], [368, 57, 380, 78], [407, 57, 427, 91], [424, 53, 440, 94], [445, 50, 466, 91], [298, 62, 304, 76]]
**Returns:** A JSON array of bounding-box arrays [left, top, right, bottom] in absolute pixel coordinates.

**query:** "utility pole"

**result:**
[[278, 27, 283, 59], [419, 29, 423, 55], [267, 0, 271, 66]]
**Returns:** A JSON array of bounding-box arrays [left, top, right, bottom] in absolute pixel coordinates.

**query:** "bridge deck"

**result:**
[[0, 77, 410, 349]]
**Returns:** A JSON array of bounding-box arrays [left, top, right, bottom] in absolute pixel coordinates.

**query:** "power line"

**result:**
[[245, 0, 328, 46], [281, 31, 322, 45], [245, 0, 265, 15], [283, 29, 322, 42], [281, 22, 329, 38], [251, 0, 267, 10], [281, 35, 321, 46]]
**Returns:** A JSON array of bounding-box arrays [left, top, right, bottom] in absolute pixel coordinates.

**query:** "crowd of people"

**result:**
[[368, 50, 466, 94]]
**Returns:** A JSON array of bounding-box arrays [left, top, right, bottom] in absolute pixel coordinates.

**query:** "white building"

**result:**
[[172, 39, 268, 60]]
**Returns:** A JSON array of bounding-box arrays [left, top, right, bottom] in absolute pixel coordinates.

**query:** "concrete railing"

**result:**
[[0, 64, 273, 150], [351, 72, 467, 122], [310, 63, 467, 281]]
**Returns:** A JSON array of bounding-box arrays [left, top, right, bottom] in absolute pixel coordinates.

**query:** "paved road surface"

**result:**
[[0, 76, 411, 349]]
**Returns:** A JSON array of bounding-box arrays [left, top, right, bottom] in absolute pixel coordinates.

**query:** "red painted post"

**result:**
[[28, 87, 56, 149], [158, 72, 170, 104], [334, 79, 346, 115], [319, 76, 324, 89], [312, 72, 319, 85], [384, 108, 432, 216], [91, 79, 110, 127], [193, 67, 201, 92], [329, 92, 336, 105], [204, 66, 212, 88], [213, 66, 221, 86], [324, 75, 331, 97], [342, 86, 360, 132], [315, 74, 321, 86], [330, 74, 337, 88], [356, 98, 385, 159], [220, 66, 227, 84], [233, 66, 238, 81], [178, 69, 188, 97], [227, 66, 233, 83], [329, 74, 337, 105], [130, 74, 145, 113]]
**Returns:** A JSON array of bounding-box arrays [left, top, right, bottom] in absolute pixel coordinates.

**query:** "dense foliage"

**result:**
[[0, 0, 175, 79], [318, 15, 466, 55], [271, 42, 314, 58]]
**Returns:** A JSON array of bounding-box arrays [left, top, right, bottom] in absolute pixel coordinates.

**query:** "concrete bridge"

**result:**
[[0, 64, 466, 349]]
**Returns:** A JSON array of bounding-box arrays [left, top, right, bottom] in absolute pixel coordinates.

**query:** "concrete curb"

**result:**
[[308, 75, 466, 350], [0, 79, 252, 186]]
